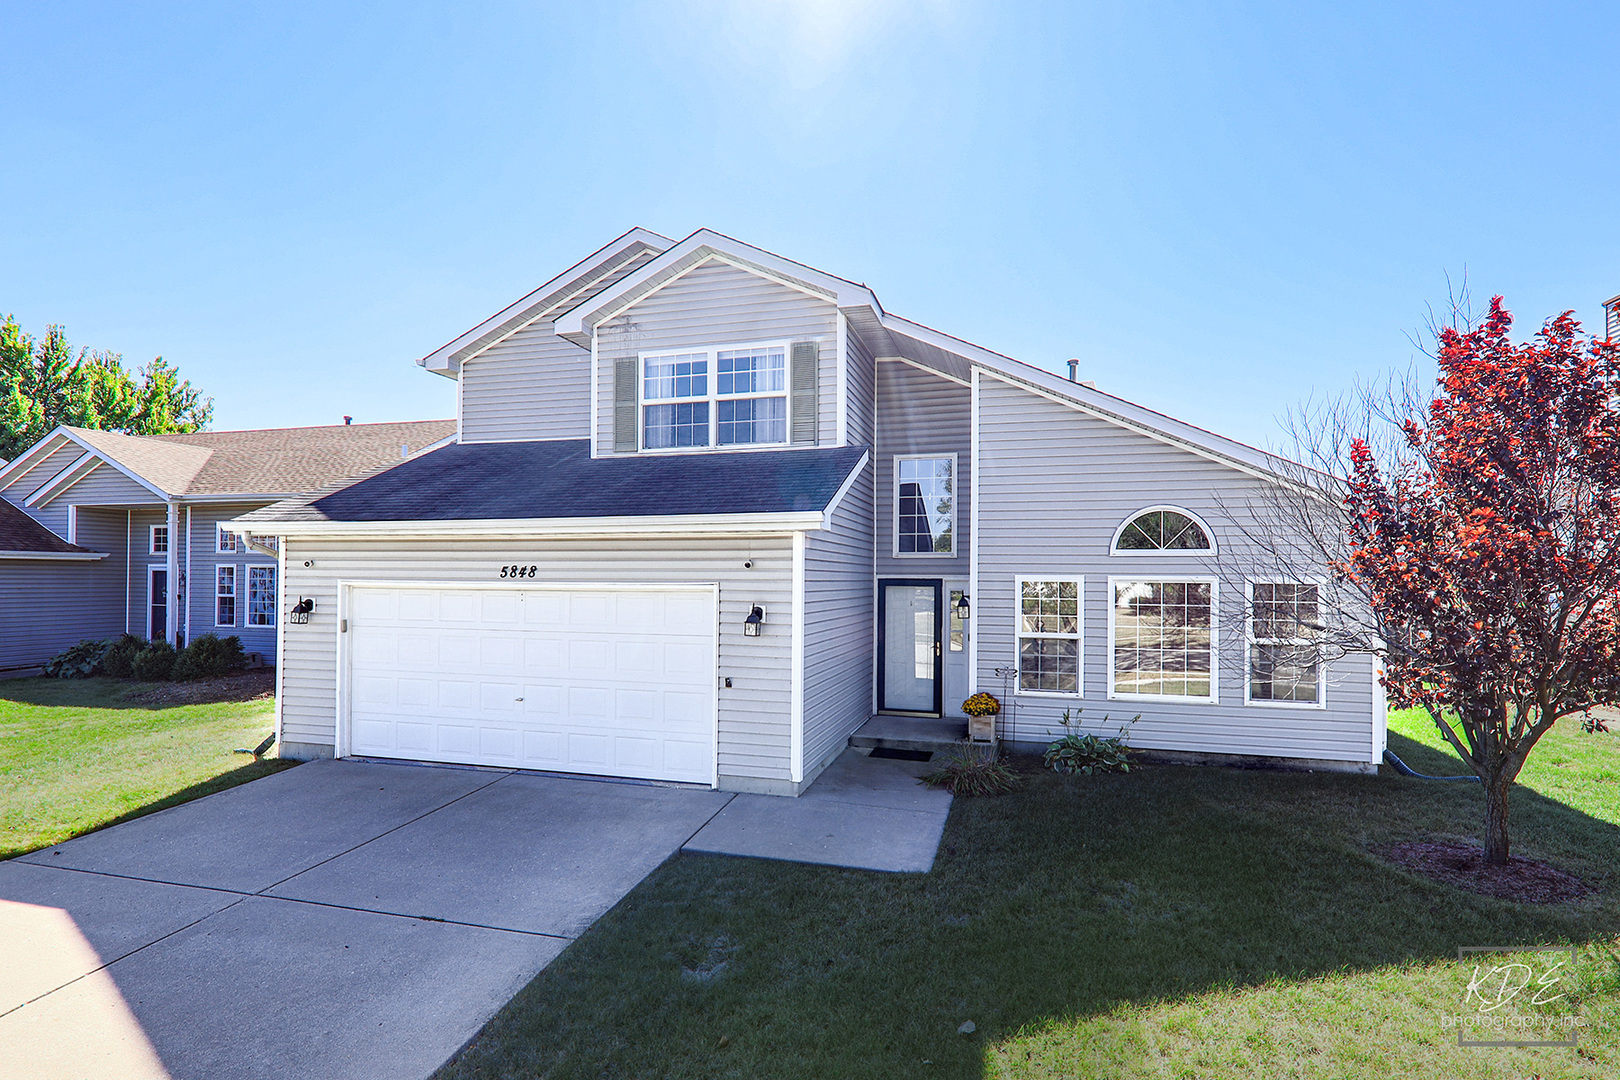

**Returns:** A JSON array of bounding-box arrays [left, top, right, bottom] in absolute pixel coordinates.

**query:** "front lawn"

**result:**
[[438, 715, 1620, 1080], [0, 675, 294, 859]]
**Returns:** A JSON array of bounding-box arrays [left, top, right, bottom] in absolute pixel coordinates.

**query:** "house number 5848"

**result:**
[[499, 564, 539, 579]]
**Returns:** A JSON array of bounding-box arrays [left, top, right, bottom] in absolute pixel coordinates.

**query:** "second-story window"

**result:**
[[641, 343, 787, 449]]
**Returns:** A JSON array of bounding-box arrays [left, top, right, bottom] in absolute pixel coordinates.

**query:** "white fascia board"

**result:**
[[222, 510, 825, 540], [552, 229, 881, 338], [0, 550, 108, 561], [23, 453, 96, 506], [881, 310, 1304, 484], [819, 450, 871, 528], [0, 431, 74, 490], [53, 430, 174, 500], [876, 354, 971, 388], [417, 227, 673, 376]]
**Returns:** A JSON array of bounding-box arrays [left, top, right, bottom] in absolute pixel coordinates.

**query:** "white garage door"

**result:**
[[346, 584, 717, 785]]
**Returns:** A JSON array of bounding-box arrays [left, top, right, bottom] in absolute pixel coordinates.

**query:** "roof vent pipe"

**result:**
[[343, 416, 352, 425], [1066, 359, 1079, 383]]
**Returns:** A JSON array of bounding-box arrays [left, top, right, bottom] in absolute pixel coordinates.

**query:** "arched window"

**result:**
[[1112, 507, 1214, 554]]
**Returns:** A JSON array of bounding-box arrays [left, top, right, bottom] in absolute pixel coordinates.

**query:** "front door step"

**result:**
[[850, 714, 969, 754]]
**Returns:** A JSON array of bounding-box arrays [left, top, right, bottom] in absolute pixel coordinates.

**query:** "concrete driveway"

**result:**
[[0, 761, 731, 1080]]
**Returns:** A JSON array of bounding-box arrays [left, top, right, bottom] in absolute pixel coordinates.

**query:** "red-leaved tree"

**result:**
[[1339, 298, 1620, 863]]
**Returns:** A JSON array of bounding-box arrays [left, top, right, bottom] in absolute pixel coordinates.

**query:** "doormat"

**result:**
[[867, 747, 933, 761]]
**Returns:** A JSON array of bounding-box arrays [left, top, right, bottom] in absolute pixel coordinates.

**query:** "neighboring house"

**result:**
[[0, 420, 456, 673], [238, 228, 1386, 794], [0, 498, 110, 673]]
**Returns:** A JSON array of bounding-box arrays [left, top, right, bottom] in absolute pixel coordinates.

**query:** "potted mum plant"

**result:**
[[961, 692, 1001, 743]]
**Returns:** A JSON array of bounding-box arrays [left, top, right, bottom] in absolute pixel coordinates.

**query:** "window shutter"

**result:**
[[790, 341, 819, 445], [613, 357, 638, 452]]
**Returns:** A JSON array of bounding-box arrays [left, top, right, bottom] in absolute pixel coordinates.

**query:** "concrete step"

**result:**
[[850, 714, 972, 754]]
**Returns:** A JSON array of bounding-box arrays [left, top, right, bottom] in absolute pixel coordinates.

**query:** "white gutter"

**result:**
[[0, 550, 108, 561], [225, 510, 830, 541]]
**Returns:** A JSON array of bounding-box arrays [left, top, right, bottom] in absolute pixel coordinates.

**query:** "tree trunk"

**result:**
[[1483, 769, 1511, 866]]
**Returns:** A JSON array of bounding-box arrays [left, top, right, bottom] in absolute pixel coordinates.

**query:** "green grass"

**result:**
[[0, 676, 295, 859], [436, 718, 1620, 1080]]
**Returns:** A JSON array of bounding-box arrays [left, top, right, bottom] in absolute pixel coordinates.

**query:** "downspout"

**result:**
[[1382, 748, 1480, 782], [184, 505, 193, 646], [165, 500, 180, 645]]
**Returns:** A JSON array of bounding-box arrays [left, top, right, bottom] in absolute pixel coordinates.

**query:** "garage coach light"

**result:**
[[742, 605, 764, 637], [289, 597, 315, 625], [954, 594, 971, 620]]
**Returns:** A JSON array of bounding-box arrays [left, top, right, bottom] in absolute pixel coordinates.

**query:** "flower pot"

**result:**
[[968, 713, 996, 743]]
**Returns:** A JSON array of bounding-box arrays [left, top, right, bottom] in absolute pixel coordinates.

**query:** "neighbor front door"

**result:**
[[878, 579, 943, 716], [148, 567, 168, 642]]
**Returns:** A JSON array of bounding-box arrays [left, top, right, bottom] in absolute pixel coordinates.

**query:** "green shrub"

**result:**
[[42, 639, 112, 679], [99, 635, 144, 679], [1044, 709, 1138, 776], [921, 750, 1021, 796], [130, 640, 177, 681], [172, 633, 247, 681]]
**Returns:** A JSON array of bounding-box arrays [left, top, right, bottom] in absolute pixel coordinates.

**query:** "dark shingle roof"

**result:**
[[240, 441, 869, 524], [0, 499, 91, 554]]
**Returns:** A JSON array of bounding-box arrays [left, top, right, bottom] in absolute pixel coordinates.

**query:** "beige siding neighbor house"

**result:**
[[235, 228, 1386, 796]]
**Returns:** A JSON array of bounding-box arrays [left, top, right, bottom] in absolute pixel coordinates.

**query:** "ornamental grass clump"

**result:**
[[921, 750, 1020, 797]]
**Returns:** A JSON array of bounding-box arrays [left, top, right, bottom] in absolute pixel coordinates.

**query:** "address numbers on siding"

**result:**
[[498, 565, 540, 579]]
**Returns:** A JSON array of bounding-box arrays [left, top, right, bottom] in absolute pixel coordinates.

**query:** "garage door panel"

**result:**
[[348, 585, 716, 784]]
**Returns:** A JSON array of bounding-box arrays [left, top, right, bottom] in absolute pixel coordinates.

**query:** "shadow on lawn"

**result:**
[[435, 732, 1620, 1080], [0, 674, 271, 712], [0, 758, 300, 862]]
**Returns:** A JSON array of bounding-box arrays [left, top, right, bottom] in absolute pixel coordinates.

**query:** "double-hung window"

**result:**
[[247, 565, 277, 627], [1109, 579, 1216, 701], [1017, 578, 1082, 695], [641, 343, 787, 449], [1247, 582, 1323, 705], [216, 565, 237, 627], [895, 455, 954, 555]]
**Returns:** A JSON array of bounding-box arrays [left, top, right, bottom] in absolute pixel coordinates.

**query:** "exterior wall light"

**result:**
[[743, 605, 764, 637], [955, 594, 971, 620], [289, 597, 315, 625]]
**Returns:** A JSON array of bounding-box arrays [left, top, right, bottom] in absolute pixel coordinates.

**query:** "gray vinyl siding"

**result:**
[[973, 375, 1380, 764], [54, 462, 162, 507], [275, 535, 796, 785], [875, 360, 971, 576], [1, 442, 88, 530], [185, 502, 277, 659], [801, 464, 876, 777], [592, 260, 839, 456], [458, 322, 592, 442], [844, 317, 877, 448], [0, 557, 123, 670]]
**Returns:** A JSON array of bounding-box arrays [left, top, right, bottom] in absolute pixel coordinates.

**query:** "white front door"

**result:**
[[346, 584, 718, 785]]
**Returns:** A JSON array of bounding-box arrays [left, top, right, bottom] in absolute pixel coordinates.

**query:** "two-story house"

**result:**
[[239, 228, 1386, 794]]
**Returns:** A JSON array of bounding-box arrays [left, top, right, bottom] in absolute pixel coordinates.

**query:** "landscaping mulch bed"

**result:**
[[123, 667, 276, 707], [1382, 840, 1594, 904]]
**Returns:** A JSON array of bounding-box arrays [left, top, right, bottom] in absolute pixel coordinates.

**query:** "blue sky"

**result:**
[[2, 1, 1616, 449]]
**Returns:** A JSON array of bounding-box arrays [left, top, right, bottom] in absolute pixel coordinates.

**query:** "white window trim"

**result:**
[[149, 523, 169, 556], [1014, 575, 1084, 698], [216, 524, 239, 554], [1109, 505, 1218, 556], [1106, 574, 1220, 704], [892, 452, 958, 558], [215, 563, 238, 628], [1244, 579, 1328, 710], [246, 564, 277, 628], [636, 338, 792, 454]]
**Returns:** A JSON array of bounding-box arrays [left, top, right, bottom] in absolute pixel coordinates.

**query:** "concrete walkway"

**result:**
[[684, 749, 953, 872], [0, 750, 952, 1080]]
